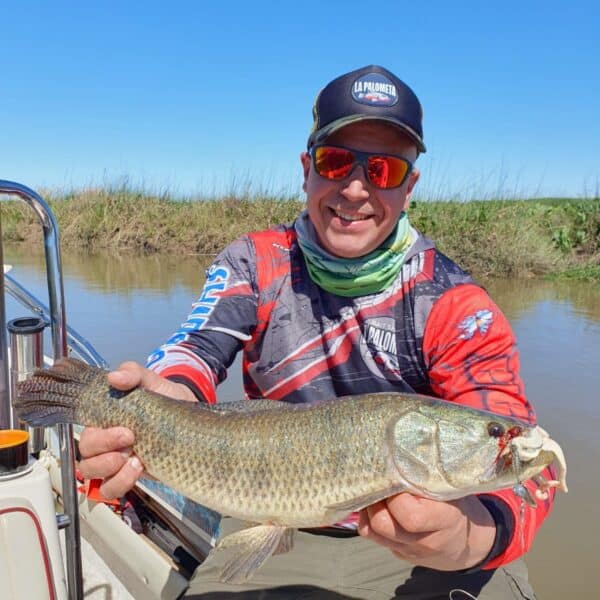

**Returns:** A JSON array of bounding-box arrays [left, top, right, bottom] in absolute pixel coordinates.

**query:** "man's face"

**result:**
[[301, 121, 419, 259]]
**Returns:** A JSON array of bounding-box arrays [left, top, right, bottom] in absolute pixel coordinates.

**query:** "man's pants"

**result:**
[[184, 518, 536, 599]]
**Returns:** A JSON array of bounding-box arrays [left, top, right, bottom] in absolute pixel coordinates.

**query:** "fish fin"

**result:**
[[325, 484, 407, 514], [273, 527, 295, 555], [28, 357, 102, 385], [15, 358, 104, 426], [209, 524, 293, 583]]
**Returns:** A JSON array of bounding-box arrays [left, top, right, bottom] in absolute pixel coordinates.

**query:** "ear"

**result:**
[[405, 168, 420, 199], [400, 168, 420, 212], [300, 151, 311, 192]]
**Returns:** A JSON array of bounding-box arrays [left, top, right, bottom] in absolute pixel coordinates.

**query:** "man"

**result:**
[[79, 65, 551, 598]]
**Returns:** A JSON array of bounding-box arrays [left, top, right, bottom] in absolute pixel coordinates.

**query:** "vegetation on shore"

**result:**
[[1, 187, 598, 281]]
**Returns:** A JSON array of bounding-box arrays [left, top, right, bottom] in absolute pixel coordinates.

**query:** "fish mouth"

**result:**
[[498, 425, 568, 497]]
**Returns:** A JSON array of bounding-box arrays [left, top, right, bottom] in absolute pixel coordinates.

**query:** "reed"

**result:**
[[2, 188, 598, 281]]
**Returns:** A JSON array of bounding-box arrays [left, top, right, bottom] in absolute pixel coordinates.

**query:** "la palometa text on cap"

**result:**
[[352, 81, 397, 98]]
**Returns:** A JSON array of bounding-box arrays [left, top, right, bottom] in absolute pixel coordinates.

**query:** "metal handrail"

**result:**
[[0, 179, 83, 600], [4, 271, 108, 369]]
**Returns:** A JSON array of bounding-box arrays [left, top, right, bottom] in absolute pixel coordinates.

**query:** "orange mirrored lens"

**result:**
[[313, 146, 409, 189], [367, 155, 408, 188], [314, 147, 354, 180]]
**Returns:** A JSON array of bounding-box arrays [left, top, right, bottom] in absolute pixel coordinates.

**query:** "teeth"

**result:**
[[333, 209, 370, 222]]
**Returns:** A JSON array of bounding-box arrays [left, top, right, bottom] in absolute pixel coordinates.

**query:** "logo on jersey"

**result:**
[[180, 265, 230, 332], [359, 318, 403, 381], [457, 310, 493, 340], [352, 73, 398, 106], [146, 265, 230, 367]]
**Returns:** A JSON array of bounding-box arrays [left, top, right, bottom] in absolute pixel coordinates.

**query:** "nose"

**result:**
[[340, 165, 370, 202]]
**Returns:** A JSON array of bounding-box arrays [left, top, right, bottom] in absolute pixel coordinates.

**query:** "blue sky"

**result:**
[[1, 1, 598, 200]]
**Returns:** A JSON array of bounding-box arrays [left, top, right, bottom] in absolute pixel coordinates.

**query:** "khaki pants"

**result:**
[[184, 518, 536, 599]]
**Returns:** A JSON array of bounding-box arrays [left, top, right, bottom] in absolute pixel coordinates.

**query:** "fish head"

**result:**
[[389, 404, 567, 498]]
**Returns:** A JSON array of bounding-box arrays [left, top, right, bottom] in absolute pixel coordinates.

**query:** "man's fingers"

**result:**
[[360, 495, 496, 571], [98, 456, 144, 500], [77, 447, 132, 480], [359, 508, 424, 556], [79, 427, 134, 457], [106, 360, 198, 402], [385, 493, 456, 532], [107, 361, 144, 390], [360, 503, 433, 546], [365, 501, 403, 538]]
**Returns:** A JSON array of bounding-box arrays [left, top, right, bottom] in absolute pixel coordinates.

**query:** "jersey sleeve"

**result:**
[[422, 283, 555, 569], [145, 235, 258, 403]]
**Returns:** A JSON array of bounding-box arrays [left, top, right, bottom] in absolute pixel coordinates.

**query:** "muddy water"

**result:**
[[4, 246, 599, 599]]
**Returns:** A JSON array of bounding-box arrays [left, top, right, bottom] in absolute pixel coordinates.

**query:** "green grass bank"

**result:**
[[2, 189, 599, 281]]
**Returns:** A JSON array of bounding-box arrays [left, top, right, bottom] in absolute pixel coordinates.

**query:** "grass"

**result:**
[[1, 186, 599, 281], [547, 265, 600, 282]]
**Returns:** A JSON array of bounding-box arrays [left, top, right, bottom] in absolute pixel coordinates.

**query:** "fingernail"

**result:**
[[119, 447, 132, 459], [129, 456, 142, 471]]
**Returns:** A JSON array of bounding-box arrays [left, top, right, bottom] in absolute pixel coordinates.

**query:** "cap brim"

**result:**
[[308, 115, 426, 153]]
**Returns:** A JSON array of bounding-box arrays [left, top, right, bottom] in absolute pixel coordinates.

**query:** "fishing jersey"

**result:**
[[147, 222, 556, 571]]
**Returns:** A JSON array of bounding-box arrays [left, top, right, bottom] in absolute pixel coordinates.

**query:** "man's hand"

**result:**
[[78, 361, 197, 500], [358, 493, 496, 571]]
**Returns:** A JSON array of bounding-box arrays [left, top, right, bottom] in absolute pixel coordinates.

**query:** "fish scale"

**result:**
[[15, 357, 567, 582]]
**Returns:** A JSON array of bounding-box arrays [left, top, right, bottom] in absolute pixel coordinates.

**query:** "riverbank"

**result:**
[[2, 188, 598, 281]]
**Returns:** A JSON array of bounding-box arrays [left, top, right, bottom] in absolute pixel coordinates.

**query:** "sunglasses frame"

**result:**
[[310, 144, 414, 189]]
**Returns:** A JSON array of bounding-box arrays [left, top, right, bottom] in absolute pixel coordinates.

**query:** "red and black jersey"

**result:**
[[147, 222, 554, 570]]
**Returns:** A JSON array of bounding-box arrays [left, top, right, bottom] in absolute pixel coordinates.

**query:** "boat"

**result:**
[[0, 180, 219, 600]]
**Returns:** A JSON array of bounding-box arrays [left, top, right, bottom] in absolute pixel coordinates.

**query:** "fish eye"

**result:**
[[487, 422, 505, 438]]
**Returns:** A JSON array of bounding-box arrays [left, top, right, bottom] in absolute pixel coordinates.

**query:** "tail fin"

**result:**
[[15, 357, 103, 427]]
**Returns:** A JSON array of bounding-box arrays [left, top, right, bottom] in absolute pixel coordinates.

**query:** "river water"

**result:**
[[3, 245, 599, 599]]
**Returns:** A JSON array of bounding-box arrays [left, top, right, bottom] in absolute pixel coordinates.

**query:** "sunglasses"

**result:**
[[311, 144, 413, 189]]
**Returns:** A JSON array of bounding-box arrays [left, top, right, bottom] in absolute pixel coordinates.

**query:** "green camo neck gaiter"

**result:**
[[294, 210, 414, 297]]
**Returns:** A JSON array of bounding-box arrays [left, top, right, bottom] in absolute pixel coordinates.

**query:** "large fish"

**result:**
[[16, 358, 567, 582]]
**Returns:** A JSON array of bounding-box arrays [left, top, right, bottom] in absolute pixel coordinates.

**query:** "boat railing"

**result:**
[[0, 179, 84, 599], [4, 268, 109, 369]]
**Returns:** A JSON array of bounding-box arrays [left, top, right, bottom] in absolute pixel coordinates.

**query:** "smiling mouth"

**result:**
[[330, 208, 372, 222]]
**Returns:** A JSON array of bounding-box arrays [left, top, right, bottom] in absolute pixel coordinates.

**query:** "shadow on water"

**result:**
[[483, 276, 600, 324], [4, 245, 600, 599], [8, 244, 600, 322], [3, 243, 215, 295]]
